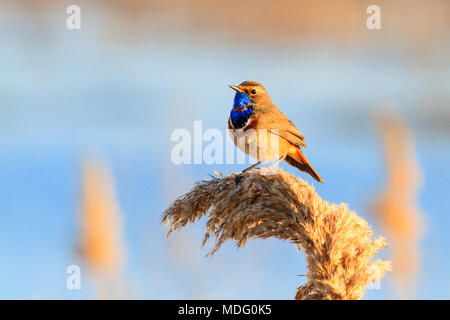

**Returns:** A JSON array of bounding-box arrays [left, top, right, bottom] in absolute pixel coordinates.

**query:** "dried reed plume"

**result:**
[[79, 159, 126, 298], [371, 114, 424, 298], [162, 167, 391, 300]]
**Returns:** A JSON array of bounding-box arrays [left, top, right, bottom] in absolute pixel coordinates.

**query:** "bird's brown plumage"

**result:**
[[229, 80, 323, 183]]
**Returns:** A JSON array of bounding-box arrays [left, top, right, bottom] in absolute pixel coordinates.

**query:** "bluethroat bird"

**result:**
[[228, 80, 324, 183]]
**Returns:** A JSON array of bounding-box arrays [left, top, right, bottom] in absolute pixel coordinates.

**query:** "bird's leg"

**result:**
[[270, 154, 287, 168], [242, 161, 262, 173]]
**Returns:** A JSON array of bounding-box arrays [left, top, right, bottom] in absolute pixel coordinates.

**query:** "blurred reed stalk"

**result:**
[[371, 114, 425, 299], [162, 167, 391, 300], [79, 159, 126, 299]]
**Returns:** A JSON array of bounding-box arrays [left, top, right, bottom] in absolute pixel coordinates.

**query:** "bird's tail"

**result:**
[[285, 148, 324, 183]]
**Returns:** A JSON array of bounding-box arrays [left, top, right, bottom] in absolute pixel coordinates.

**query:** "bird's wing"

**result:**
[[262, 106, 307, 148]]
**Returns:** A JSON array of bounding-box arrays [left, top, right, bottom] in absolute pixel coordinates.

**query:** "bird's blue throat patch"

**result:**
[[230, 92, 254, 129]]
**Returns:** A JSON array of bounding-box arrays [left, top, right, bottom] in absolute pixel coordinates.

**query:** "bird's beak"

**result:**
[[229, 85, 245, 93]]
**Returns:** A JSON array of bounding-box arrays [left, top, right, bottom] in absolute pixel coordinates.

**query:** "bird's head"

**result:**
[[229, 81, 271, 107]]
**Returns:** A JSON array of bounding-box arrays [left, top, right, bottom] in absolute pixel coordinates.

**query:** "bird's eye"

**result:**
[[251, 89, 256, 94]]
